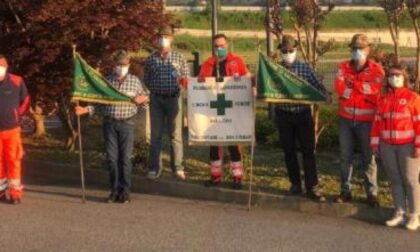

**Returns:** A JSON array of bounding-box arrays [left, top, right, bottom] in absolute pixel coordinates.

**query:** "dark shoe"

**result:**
[[232, 177, 242, 190], [288, 184, 303, 196], [204, 176, 222, 187], [367, 195, 380, 208], [106, 193, 119, 203], [10, 198, 21, 205], [334, 193, 352, 204], [306, 190, 326, 202], [0, 191, 7, 202], [119, 193, 131, 204]]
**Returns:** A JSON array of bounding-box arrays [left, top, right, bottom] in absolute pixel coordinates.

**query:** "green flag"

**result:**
[[71, 52, 132, 104], [257, 52, 326, 103]]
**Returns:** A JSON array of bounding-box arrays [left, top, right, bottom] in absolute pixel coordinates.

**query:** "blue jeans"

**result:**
[[149, 94, 184, 173], [103, 117, 135, 194], [339, 117, 378, 196]]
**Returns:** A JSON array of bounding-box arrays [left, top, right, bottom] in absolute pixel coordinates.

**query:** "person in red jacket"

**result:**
[[198, 33, 255, 189], [0, 55, 30, 205], [334, 34, 384, 206], [371, 64, 420, 231]]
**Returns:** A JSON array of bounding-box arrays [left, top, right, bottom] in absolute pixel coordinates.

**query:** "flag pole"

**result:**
[[248, 54, 259, 211], [73, 44, 86, 203], [247, 137, 255, 211]]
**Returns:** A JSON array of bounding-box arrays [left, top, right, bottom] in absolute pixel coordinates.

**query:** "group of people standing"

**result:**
[[0, 26, 419, 231]]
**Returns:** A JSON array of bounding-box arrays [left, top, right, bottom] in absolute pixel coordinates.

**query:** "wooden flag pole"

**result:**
[[76, 100, 86, 203], [248, 72, 258, 211], [73, 44, 86, 203], [247, 138, 255, 211]]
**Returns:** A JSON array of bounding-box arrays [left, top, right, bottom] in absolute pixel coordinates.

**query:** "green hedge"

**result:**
[[174, 10, 414, 31]]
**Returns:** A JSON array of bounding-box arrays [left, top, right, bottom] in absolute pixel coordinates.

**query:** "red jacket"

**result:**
[[371, 88, 420, 148], [0, 74, 30, 131], [199, 52, 249, 78], [334, 60, 384, 122]]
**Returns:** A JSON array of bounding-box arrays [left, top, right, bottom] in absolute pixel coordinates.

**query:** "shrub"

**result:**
[[255, 109, 278, 146], [316, 106, 339, 151]]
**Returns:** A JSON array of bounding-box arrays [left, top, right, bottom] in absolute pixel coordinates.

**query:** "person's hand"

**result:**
[[179, 77, 188, 89], [133, 95, 149, 105], [75, 106, 89, 116], [197, 76, 206, 83], [326, 92, 333, 104], [344, 78, 353, 89], [251, 75, 256, 86], [372, 147, 380, 158], [252, 87, 257, 98], [413, 148, 420, 158]]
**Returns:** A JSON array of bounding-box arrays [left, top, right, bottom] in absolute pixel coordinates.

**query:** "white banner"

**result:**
[[188, 76, 255, 145]]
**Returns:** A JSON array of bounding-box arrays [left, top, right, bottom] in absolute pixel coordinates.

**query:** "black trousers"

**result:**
[[210, 145, 242, 162], [276, 109, 318, 190]]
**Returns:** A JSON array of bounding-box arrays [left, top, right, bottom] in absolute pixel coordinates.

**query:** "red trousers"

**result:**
[[0, 127, 24, 199]]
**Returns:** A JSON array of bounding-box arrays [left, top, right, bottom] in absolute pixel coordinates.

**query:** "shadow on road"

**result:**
[[24, 178, 107, 203]]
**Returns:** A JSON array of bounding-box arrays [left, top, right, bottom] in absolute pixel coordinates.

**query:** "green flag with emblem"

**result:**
[[257, 52, 326, 103], [71, 52, 132, 104]]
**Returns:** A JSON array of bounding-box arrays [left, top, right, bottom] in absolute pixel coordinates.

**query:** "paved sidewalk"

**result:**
[[23, 159, 394, 224], [0, 183, 419, 252]]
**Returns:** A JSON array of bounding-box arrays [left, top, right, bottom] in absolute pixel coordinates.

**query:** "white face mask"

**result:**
[[0, 66, 6, 79], [115, 66, 129, 77], [159, 37, 171, 48], [282, 50, 297, 64], [351, 49, 366, 62], [388, 76, 404, 88]]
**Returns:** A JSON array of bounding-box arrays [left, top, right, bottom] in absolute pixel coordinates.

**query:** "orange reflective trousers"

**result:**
[[0, 127, 23, 199]]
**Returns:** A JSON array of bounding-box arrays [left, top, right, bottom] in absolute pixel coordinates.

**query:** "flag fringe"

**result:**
[[71, 97, 133, 105]]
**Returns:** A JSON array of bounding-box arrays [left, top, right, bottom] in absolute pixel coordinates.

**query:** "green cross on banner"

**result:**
[[210, 93, 233, 116]]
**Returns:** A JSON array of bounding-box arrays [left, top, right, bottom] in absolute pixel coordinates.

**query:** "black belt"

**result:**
[[277, 108, 310, 114], [104, 116, 135, 122]]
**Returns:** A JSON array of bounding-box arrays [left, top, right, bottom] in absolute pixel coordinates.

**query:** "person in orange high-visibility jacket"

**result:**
[[371, 64, 420, 231], [334, 34, 384, 207], [0, 55, 30, 205], [198, 33, 255, 190]]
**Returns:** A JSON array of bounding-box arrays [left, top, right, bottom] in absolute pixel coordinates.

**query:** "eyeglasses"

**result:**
[[281, 49, 295, 54]]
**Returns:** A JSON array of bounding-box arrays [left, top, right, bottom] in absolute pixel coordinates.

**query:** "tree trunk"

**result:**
[[389, 21, 400, 61], [395, 24, 400, 61], [414, 18, 420, 91], [32, 105, 46, 137], [57, 97, 78, 152]]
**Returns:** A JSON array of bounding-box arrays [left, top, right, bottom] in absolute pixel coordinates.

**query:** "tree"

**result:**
[[378, 0, 405, 61], [405, 0, 420, 90], [266, 0, 286, 42], [0, 0, 171, 151], [288, 0, 335, 68]]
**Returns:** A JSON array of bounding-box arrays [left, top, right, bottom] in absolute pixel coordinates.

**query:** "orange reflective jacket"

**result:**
[[335, 60, 384, 122], [371, 88, 420, 148]]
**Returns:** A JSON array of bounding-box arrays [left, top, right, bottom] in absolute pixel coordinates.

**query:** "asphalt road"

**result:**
[[1, 184, 419, 252]]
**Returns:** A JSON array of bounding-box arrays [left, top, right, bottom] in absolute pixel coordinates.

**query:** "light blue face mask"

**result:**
[[352, 49, 366, 61], [216, 47, 228, 58]]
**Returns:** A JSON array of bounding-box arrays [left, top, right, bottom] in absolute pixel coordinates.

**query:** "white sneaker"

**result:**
[[147, 171, 158, 180], [405, 215, 420, 231], [175, 170, 186, 180], [385, 212, 405, 227]]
